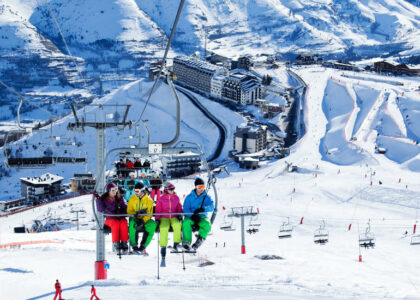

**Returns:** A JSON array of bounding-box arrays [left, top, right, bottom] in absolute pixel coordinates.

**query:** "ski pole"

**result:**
[[157, 231, 160, 280], [181, 230, 186, 271]]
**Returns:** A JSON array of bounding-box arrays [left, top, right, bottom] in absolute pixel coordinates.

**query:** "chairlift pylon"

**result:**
[[314, 220, 329, 244]]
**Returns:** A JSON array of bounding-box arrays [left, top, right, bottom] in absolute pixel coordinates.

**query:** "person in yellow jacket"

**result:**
[[127, 182, 157, 255]]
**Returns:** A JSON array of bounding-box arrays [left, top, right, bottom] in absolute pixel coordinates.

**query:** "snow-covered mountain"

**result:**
[[1, 0, 420, 121]]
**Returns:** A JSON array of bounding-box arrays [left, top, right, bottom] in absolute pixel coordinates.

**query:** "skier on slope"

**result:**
[[155, 182, 183, 263], [127, 182, 157, 255], [53, 279, 63, 300], [90, 285, 99, 300], [182, 177, 214, 251], [95, 182, 129, 253]]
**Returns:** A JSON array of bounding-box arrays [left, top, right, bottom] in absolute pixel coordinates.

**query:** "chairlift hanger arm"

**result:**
[[136, 0, 185, 124]]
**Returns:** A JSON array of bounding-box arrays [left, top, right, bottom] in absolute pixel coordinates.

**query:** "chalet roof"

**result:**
[[20, 173, 64, 185], [174, 55, 224, 73]]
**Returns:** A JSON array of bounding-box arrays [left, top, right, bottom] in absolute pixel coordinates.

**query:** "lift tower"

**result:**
[[68, 104, 132, 280]]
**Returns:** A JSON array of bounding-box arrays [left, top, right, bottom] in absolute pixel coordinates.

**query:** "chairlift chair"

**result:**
[[314, 221, 329, 244], [249, 215, 261, 227], [359, 222, 375, 248], [278, 219, 293, 239], [220, 215, 236, 231], [410, 235, 420, 245]]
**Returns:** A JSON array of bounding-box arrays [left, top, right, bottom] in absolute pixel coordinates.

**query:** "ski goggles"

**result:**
[[196, 185, 205, 190], [134, 187, 147, 194], [110, 187, 118, 193]]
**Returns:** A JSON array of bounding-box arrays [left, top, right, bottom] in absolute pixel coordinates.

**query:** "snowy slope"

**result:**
[[0, 78, 243, 201], [1, 66, 420, 299]]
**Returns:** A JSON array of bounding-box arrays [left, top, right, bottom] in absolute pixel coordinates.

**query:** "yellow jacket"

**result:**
[[127, 193, 154, 223]]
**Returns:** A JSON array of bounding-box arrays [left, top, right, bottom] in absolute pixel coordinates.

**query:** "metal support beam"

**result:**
[[96, 125, 106, 262], [241, 215, 246, 254]]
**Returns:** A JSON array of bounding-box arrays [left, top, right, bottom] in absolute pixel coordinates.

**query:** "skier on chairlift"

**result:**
[[182, 177, 214, 251], [127, 182, 157, 255], [155, 182, 183, 264], [95, 182, 129, 253]]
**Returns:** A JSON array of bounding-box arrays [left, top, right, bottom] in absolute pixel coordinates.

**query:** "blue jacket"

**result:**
[[124, 179, 139, 201], [183, 189, 214, 218]]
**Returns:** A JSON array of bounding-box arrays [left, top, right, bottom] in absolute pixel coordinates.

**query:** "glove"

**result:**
[[135, 209, 147, 218], [135, 219, 145, 231], [191, 213, 200, 224], [193, 207, 205, 214], [93, 190, 100, 199]]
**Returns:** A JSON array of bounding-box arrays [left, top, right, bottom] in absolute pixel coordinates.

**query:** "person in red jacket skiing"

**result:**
[[54, 279, 63, 300], [90, 285, 99, 300]]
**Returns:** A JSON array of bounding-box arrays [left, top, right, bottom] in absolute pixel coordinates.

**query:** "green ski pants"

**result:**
[[182, 217, 211, 242], [129, 218, 157, 247]]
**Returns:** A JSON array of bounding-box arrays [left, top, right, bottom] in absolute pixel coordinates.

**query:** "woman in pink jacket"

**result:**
[[155, 182, 182, 263]]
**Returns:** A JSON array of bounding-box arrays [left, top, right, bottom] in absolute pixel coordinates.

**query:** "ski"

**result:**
[[129, 251, 149, 256], [170, 250, 197, 255]]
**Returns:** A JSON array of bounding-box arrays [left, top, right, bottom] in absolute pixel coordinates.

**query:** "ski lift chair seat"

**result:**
[[278, 227, 293, 239], [410, 235, 420, 245], [314, 230, 329, 244], [359, 233, 375, 248]]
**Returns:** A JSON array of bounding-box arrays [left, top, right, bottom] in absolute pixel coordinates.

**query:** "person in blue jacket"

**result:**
[[124, 172, 139, 201], [182, 177, 214, 250]]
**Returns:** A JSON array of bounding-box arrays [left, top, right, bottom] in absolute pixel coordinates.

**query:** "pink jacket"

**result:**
[[155, 192, 182, 220]]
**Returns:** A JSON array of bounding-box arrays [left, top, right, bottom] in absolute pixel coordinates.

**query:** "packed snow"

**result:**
[[1, 65, 420, 299]]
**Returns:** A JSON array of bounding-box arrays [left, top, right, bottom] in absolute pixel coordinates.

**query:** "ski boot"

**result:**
[[112, 242, 120, 253], [192, 236, 204, 250], [173, 242, 180, 252], [160, 247, 166, 267], [138, 244, 149, 256], [132, 245, 141, 254], [120, 241, 129, 255], [183, 241, 191, 251]]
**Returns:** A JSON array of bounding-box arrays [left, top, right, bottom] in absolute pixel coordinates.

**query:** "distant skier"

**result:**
[[90, 285, 99, 300], [155, 182, 183, 265], [95, 183, 129, 253], [182, 177, 214, 251], [53, 279, 63, 300], [127, 182, 157, 255], [124, 172, 139, 201], [149, 173, 163, 203], [142, 158, 151, 175]]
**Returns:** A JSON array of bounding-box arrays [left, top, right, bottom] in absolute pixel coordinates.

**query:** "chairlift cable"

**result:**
[[45, 1, 90, 92], [136, 0, 185, 125], [0, 79, 57, 119]]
